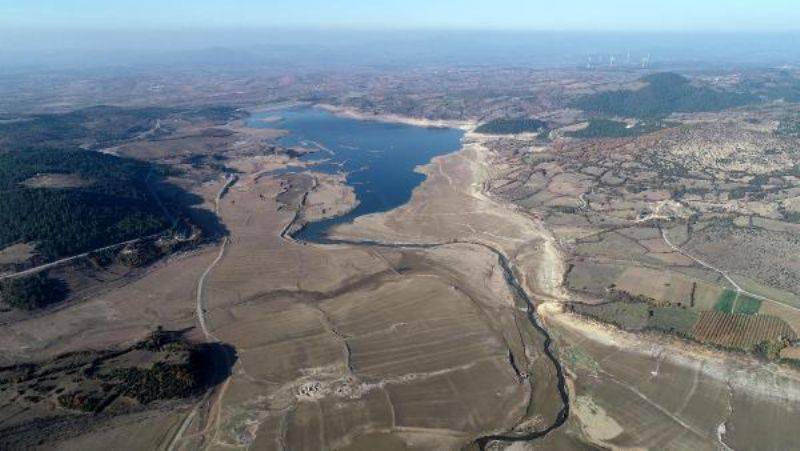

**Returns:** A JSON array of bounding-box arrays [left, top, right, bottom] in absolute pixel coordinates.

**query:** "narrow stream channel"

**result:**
[[250, 107, 570, 447]]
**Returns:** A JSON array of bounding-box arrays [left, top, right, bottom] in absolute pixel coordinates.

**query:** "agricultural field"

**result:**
[[684, 221, 800, 307], [484, 71, 800, 369], [714, 290, 763, 315], [570, 297, 795, 353], [692, 311, 796, 350], [566, 261, 725, 310], [0, 56, 799, 449], [570, 300, 698, 335]]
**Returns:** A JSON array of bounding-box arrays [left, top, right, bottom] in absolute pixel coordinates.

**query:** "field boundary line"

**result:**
[[658, 224, 799, 313]]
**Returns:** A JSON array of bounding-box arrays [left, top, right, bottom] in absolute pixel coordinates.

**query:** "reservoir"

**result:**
[[247, 107, 464, 241]]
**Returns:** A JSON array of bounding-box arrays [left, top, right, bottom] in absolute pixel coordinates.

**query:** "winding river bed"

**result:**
[[249, 106, 569, 447]]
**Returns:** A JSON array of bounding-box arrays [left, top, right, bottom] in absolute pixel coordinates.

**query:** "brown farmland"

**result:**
[[692, 311, 796, 350]]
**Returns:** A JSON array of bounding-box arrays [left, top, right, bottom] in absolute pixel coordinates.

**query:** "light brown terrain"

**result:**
[[543, 303, 800, 451], [3, 66, 800, 450], [163, 127, 568, 450], [332, 121, 800, 450], [0, 116, 567, 449]]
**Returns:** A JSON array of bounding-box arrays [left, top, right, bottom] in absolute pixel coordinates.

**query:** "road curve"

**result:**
[[658, 223, 798, 312], [167, 174, 237, 450]]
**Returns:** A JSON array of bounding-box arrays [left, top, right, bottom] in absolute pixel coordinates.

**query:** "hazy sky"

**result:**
[[2, 0, 800, 32]]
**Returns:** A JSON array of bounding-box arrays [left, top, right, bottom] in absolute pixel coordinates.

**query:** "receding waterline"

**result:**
[[248, 107, 464, 241]]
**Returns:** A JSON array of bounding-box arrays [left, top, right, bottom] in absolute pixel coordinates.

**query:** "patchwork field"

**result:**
[[3, 66, 800, 450]]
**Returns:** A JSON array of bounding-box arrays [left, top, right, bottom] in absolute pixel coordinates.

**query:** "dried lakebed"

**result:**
[[251, 107, 569, 447]]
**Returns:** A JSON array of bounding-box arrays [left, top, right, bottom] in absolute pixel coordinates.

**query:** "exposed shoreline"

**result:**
[[290, 106, 572, 445], [315, 103, 476, 131], [295, 105, 800, 448]]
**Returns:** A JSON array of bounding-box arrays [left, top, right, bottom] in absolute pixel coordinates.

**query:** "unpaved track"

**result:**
[[659, 223, 799, 312], [173, 128, 569, 449], [195, 237, 227, 342], [196, 174, 238, 341], [0, 234, 160, 281], [168, 174, 237, 450]]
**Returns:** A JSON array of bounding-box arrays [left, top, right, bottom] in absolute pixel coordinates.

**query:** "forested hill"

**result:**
[[0, 105, 244, 151], [475, 117, 548, 134], [0, 149, 170, 260], [573, 72, 757, 118]]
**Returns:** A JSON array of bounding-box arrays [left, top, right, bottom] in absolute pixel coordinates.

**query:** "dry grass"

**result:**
[[0, 243, 36, 265], [21, 173, 91, 189]]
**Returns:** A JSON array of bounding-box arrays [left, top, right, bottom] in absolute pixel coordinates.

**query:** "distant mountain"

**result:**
[[573, 72, 757, 118]]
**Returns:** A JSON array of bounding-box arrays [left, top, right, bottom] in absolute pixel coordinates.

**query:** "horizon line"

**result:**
[[3, 26, 800, 34]]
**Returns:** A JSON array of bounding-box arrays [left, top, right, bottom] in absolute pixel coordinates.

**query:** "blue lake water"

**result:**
[[247, 107, 464, 241]]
